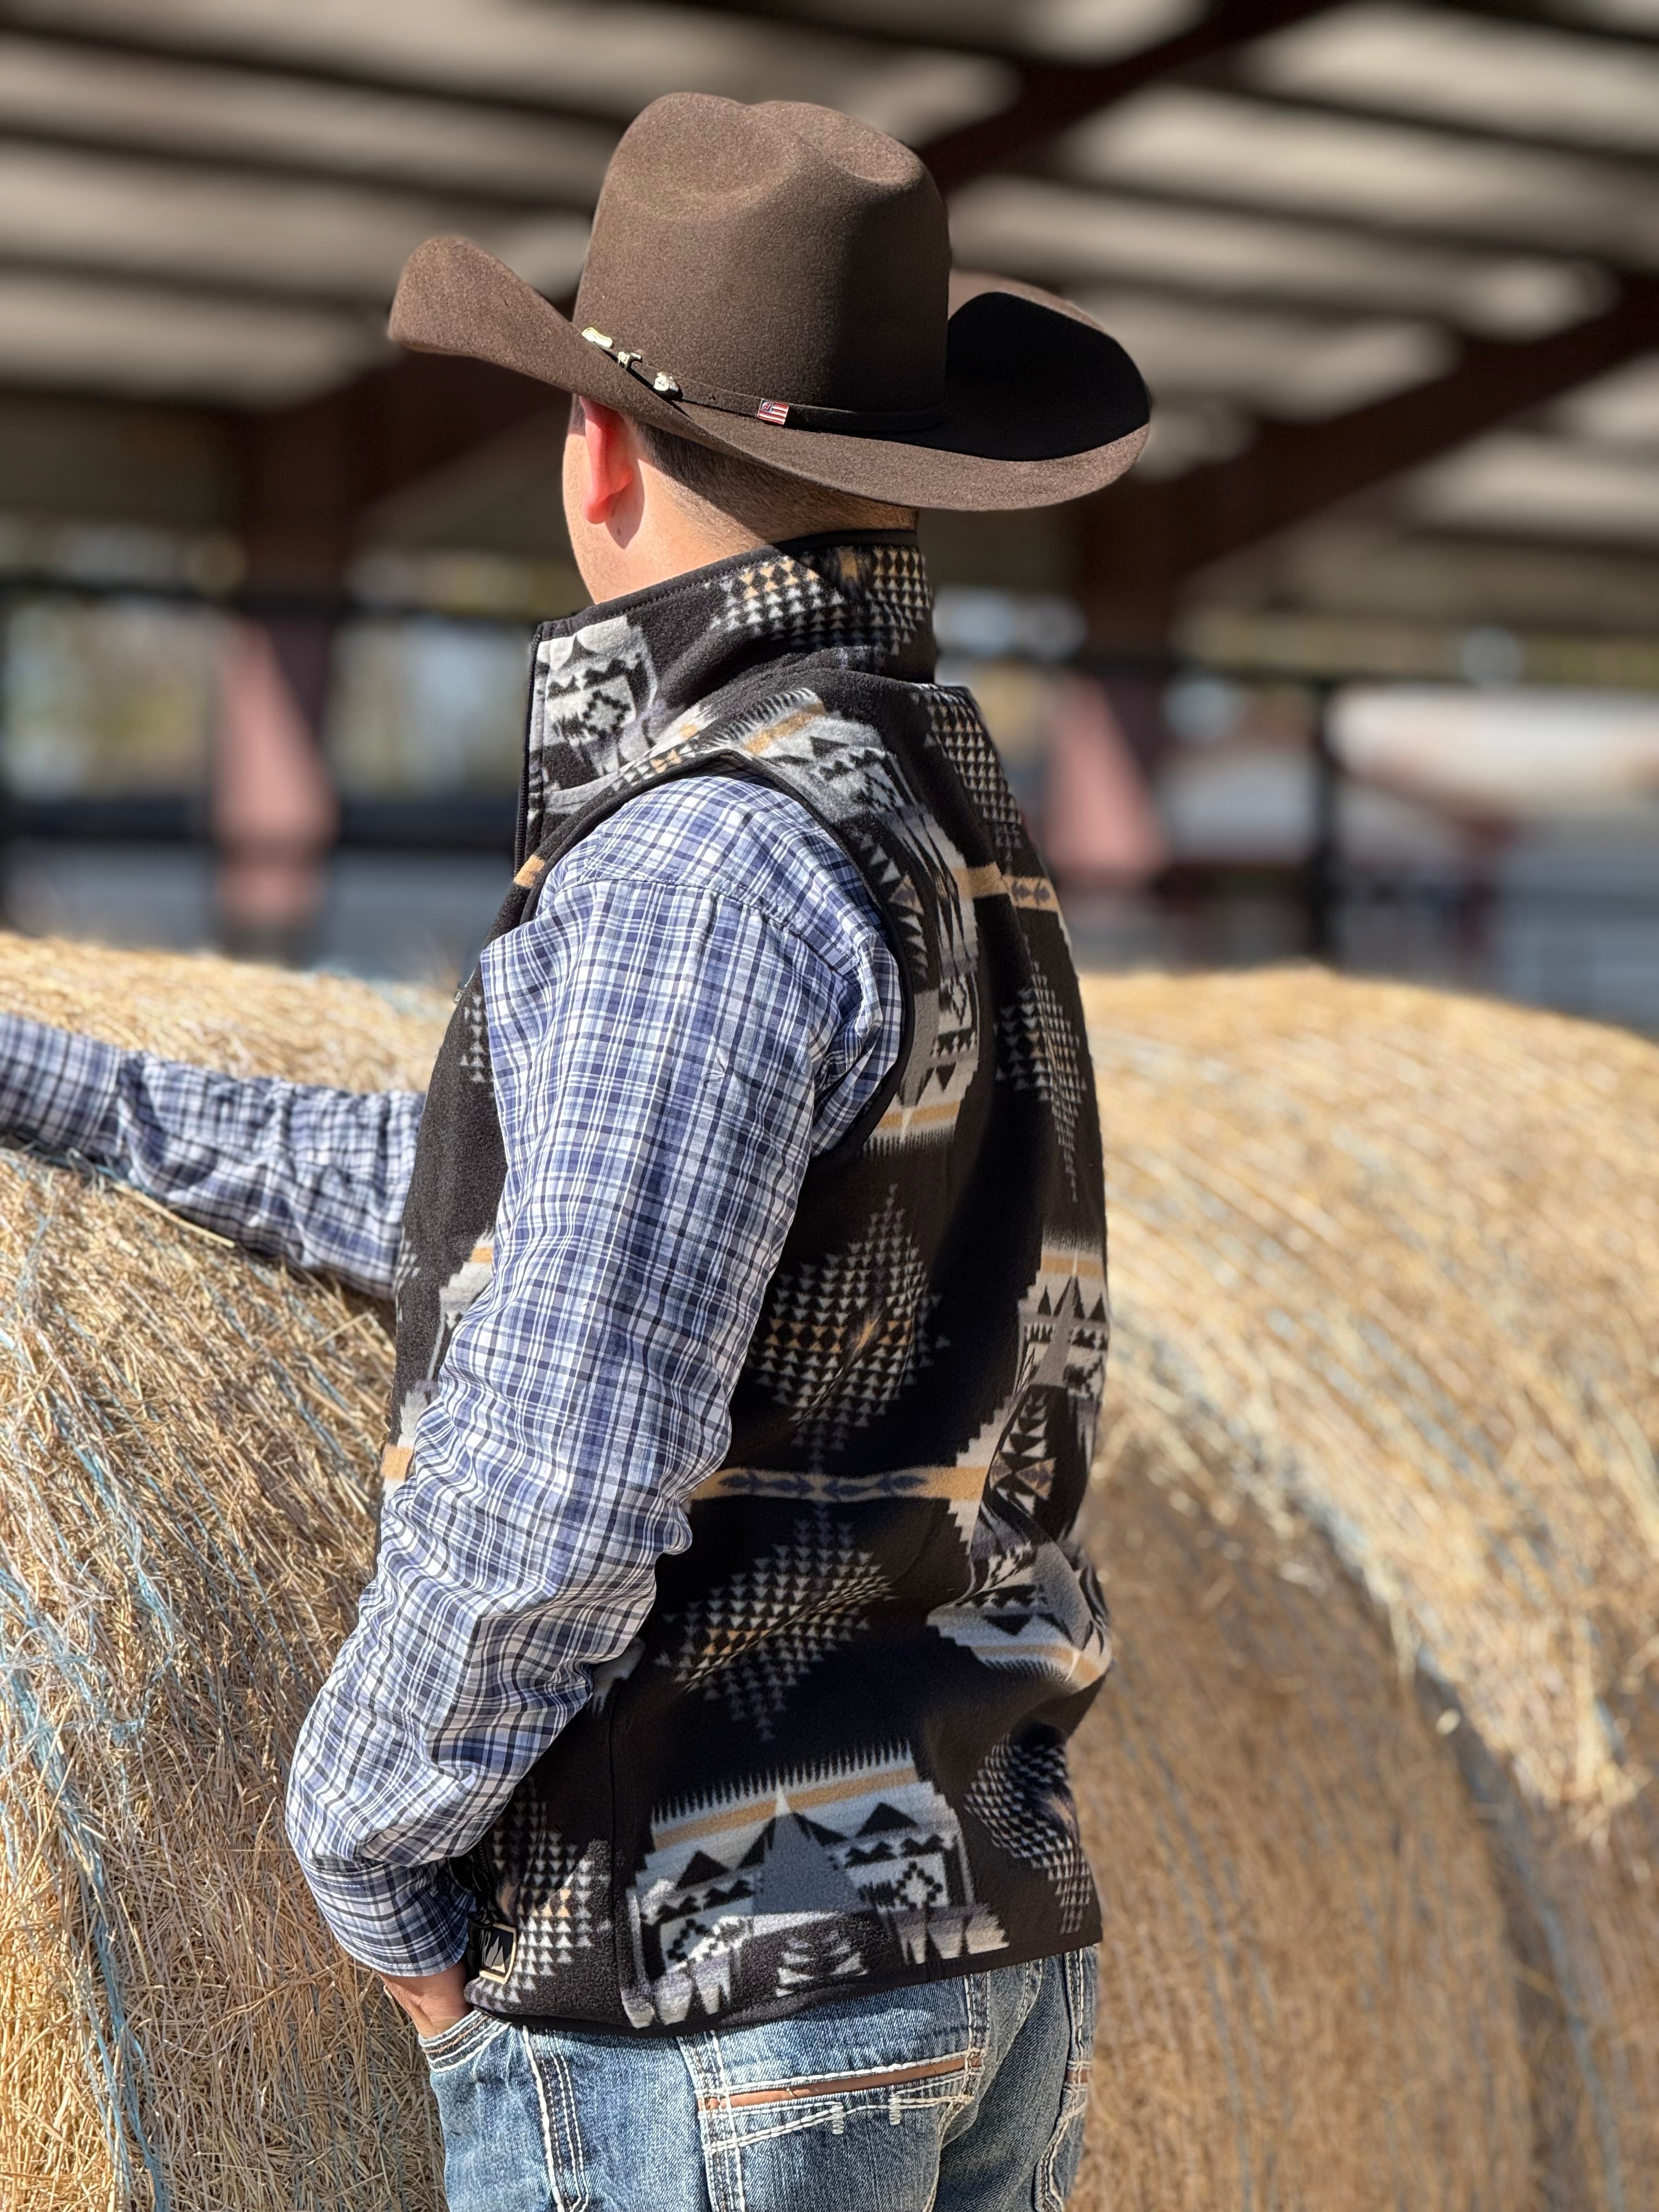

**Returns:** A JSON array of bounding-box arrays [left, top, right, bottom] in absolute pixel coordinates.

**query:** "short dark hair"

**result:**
[[571, 396, 915, 535], [635, 419, 794, 512]]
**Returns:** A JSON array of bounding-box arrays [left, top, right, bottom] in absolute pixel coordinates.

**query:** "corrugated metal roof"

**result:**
[[0, 0, 1652, 588]]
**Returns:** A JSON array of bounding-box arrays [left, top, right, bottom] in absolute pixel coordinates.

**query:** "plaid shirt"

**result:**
[[0, 777, 901, 1976]]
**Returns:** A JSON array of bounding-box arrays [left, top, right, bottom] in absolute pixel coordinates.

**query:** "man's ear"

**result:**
[[577, 400, 640, 528]]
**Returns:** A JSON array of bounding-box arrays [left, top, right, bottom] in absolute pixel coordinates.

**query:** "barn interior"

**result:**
[[1, 0, 1655, 1022]]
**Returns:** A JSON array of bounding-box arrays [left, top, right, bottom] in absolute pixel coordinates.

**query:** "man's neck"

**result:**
[[569, 486, 915, 607], [569, 479, 784, 607]]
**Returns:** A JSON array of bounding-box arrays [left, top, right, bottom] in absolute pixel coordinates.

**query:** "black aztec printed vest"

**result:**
[[390, 534, 1113, 2034]]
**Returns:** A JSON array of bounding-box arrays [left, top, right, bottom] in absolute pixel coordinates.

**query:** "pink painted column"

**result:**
[[1041, 673, 1167, 889], [212, 616, 339, 961]]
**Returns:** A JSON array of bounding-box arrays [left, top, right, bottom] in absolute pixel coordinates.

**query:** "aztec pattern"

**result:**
[[652, 1506, 890, 1739], [615, 1750, 1005, 2028], [743, 1187, 942, 1469], [384, 967, 500, 1488], [397, 532, 1111, 2032], [928, 1490, 1112, 1696], [964, 1729, 1095, 1938], [524, 610, 659, 835], [469, 1802, 616, 2017], [998, 971, 1091, 1196], [714, 539, 933, 656]]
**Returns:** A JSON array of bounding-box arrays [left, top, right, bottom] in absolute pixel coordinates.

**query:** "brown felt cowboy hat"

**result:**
[[390, 94, 1150, 513]]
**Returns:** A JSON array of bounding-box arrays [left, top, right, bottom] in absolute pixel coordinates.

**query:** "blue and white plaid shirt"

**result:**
[[0, 776, 902, 1976]]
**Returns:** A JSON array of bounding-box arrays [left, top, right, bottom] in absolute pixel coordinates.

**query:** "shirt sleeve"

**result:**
[[285, 782, 902, 1976], [0, 1010, 422, 1300]]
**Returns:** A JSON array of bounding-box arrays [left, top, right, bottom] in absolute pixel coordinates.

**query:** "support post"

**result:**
[[211, 610, 340, 963], [1305, 686, 1340, 964], [0, 591, 13, 929], [217, 407, 349, 962]]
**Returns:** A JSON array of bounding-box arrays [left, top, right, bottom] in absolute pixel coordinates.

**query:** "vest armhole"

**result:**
[[514, 755, 918, 1175]]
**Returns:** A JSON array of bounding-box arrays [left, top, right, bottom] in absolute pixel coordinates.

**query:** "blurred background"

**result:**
[[0, 0, 1655, 1024]]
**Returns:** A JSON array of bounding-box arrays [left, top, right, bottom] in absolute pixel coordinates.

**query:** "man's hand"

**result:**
[[381, 1961, 471, 2039]]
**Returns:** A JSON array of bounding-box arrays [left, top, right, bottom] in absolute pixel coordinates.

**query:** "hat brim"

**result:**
[[390, 236, 1150, 512]]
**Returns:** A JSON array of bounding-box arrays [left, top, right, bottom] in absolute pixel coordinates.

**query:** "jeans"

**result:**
[[421, 1948, 1096, 2212]]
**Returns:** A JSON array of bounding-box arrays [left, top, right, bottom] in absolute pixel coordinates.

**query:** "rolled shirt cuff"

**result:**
[[293, 1853, 477, 1980], [0, 1015, 123, 1157]]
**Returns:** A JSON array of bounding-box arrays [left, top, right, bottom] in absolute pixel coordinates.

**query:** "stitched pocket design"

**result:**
[[1036, 2062, 1092, 2208], [702, 2049, 981, 2148], [1036, 1952, 1097, 2210], [419, 2007, 509, 2073], [698, 2046, 982, 2212]]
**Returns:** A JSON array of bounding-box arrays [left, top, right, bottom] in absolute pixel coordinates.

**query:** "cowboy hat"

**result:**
[[390, 93, 1149, 512]]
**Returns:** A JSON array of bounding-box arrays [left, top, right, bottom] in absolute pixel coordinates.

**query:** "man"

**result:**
[[0, 96, 1148, 2212]]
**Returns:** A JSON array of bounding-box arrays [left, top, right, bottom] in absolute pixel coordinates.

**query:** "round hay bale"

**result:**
[[7, 938, 1643, 2208], [1067, 1463, 1531, 2212], [1081, 968, 1659, 2210], [0, 937, 447, 2210]]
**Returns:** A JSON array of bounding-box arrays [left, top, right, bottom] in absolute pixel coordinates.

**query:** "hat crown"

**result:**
[[574, 95, 950, 416]]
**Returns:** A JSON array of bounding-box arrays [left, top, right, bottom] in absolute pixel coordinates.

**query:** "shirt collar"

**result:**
[[518, 531, 934, 859]]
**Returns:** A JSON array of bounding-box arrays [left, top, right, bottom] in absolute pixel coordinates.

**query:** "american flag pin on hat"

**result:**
[[756, 399, 790, 425]]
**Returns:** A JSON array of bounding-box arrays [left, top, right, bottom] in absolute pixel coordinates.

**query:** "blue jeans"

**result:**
[[421, 1949, 1096, 2211]]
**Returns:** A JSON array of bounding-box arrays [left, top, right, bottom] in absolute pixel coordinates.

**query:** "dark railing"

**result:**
[[1, 579, 1655, 1026]]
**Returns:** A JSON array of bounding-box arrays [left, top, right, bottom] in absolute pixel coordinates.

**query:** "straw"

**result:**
[[4, 940, 1650, 2208], [1079, 966, 1659, 2209], [0, 937, 448, 2211], [1068, 1460, 1530, 2211]]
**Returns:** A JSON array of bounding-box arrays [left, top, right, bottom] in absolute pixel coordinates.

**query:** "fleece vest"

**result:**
[[390, 533, 1112, 2034]]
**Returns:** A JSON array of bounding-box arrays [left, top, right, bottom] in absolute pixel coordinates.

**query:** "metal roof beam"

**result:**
[[919, 0, 1350, 191], [0, 8, 1011, 132], [0, 0, 1129, 90], [0, 115, 595, 217], [0, 248, 412, 319], [969, 167, 1626, 299], [577, 0, 1035, 64], [1437, 0, 1659, 61], [0, 20, 629, 130], [1078, 270, 1659, 636], [1188, 77, 1659, 171]]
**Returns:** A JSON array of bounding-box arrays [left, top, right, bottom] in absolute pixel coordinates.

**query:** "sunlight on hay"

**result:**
[[0, 937, 448, 2212], [3, 938, 1655, 2210], [0, 935, 444, 1093], [1082, 967, 1659, 2210]]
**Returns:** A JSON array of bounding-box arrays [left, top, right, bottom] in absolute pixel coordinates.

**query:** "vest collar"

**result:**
[[518, 530, 934, 861]]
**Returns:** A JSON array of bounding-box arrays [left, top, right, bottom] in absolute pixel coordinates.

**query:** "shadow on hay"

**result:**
[[1081, 966, 1659, 2212], [2, 942, 1656, 2212], [1069, 1434, 1533, 2212]]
